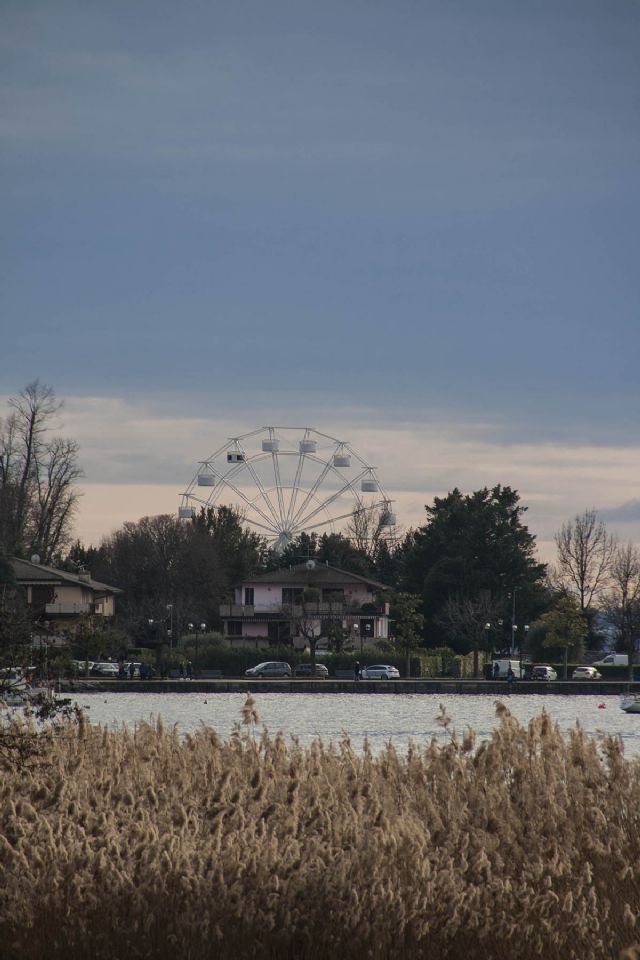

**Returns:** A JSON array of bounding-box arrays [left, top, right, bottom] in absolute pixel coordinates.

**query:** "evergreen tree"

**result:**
[[400, 486, 547, 650]]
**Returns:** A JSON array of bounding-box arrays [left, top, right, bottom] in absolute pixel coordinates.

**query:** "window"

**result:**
[[322, 588, 344, 602], [244, 588, 254, 605], [227, 622, 243, 636], [268, 621, 291, 643], [361, 618, 374, 638], [282, 587, 304, 605], [31, 585, 55, 608]]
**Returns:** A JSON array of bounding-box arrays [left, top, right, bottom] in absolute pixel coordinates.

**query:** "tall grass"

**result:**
[[1, 699, 640, 959]]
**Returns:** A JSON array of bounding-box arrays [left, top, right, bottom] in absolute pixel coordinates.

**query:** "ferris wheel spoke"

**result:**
[[240, 515, 280, 535], [270, 452, 289, 528], [302, 507, 367, 532], [294, 464, 374, 529], [283, 450, 306, 531], [239, 454, 282, 527], [197, 459, 257, 512], [288, 457, 335, 530], [294, 476, 364, 529], [216, 475, 279, 530]]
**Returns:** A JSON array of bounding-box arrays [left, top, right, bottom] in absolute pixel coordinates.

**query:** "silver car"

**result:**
[[245, 661, 292, 678], [360, 664, 400, 680]]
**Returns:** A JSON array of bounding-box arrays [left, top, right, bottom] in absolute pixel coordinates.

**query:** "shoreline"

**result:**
[[57, 677, 640, 696]]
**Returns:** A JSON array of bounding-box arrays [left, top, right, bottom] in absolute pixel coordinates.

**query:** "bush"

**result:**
[[1, 701, 640, 959], [162, 643, 413, 678]]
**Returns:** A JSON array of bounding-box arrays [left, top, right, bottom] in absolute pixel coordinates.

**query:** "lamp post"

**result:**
[[188, 622, 206, 677], [485, 622, 491, 675], [166, 604, 174, 650], [353, 622, 361, 655], [521, 624, 529, 677], [510, 589, 517, 653]]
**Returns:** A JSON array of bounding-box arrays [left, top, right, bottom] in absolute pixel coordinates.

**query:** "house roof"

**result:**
[[240, 561, 391, 592], [10, 557, 123, 595]]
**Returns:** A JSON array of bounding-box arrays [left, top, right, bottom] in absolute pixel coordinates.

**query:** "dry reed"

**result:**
[[1, 700, 640, 960]]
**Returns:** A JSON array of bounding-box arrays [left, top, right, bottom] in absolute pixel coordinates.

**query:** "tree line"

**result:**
[[1, 381, 639, 671]]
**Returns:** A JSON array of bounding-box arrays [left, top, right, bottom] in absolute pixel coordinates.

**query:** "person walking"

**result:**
[[354, 661, 361, 681]]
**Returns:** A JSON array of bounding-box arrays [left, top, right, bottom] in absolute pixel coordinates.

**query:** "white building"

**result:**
[[220, 560, 392, 651]]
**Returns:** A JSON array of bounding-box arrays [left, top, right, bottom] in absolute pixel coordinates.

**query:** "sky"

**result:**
[[2, 0, 639, 562]]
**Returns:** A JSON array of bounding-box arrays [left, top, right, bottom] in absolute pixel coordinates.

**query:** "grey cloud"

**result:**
[[600, 500, 640, 523]]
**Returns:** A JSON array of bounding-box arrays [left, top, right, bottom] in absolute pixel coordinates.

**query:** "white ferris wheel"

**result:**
[[178, 425, 396, 553]]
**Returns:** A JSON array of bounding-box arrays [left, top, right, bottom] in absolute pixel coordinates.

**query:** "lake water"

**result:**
[[69, 691, 640, 757]]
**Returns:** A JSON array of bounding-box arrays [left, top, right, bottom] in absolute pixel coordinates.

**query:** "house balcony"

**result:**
[[219, 600, 388, 618], [44, 602, 93, 616]]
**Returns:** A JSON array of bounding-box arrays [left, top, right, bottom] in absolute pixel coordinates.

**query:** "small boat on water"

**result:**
[[0, 667, 48, 708], [620, 695, 640, 714]]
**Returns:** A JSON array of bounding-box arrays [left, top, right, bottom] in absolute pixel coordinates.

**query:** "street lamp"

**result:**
[[188, 622, 206, 677], [521, 624, 529, 677], [353, 622, 361, 654], [511, 624, 518, 655], [166, 604, 174, 650]]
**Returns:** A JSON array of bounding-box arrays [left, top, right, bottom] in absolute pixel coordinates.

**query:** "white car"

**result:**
[[245, 661, 292, 678], [71, 660, 94, 674], [360, 664, 400, 680], [572, 666, 602, 680], [123, 661, 143, 678], [531, 665, 557, 681]]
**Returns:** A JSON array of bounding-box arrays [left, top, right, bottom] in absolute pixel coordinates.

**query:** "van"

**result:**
[[491, 659, 523, 679], [592, 654, 628, 667]]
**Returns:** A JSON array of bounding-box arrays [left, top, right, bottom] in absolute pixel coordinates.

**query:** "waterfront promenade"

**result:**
[[58, 677, 640, 696]]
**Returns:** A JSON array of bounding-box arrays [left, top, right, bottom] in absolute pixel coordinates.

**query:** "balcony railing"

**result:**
[[45, 602, 92, 615], [219, 600, 387, 618]]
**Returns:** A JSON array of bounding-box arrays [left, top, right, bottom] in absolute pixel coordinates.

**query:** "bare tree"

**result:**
[[436, 593, 500, 677], [554, 509, 616, 610], [603, 542, 640, 680], [0, 381, 82, 561], [346, 505, 398, 559]]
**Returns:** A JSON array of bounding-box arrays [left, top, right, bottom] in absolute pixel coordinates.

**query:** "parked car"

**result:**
[[360, 664, 400, 680], [571, 666, 602, 680], [122, 661, 143, 678], [293, 663, 329, 678], [91, 661, 120, 677], [531, 665, 557, 681], [70, 660, 94, 674], [593, 653, 628, 667], [245, 661, 292, 678]]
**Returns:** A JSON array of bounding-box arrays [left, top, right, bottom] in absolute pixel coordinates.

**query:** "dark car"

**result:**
[[245, 661, 292, 678], [293, 663, 329, 678]]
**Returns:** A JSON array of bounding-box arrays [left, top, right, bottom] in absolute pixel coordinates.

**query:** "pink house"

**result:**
[[219, 560, 392, 651]]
